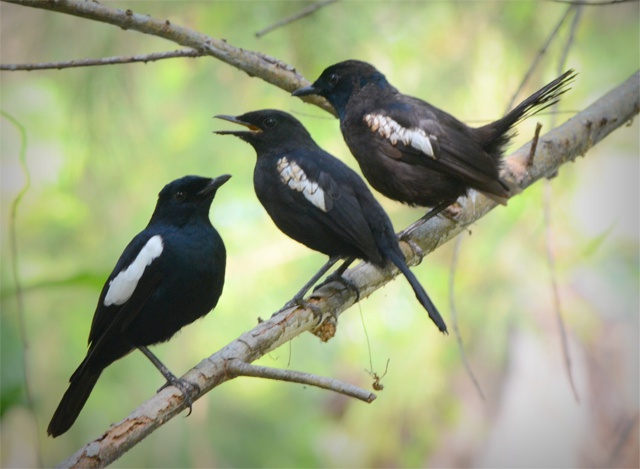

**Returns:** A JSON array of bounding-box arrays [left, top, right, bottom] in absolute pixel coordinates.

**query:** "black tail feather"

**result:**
[[47, 362, 102, 438], [481, 69, 577, 156], [385, 248, 448, 334]]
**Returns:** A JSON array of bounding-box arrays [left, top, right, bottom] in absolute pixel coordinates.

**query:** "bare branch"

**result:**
[[226, 359, 376, 403], [3, 0, 336, 115], [0, 49, 203, 71], [505, 6, 574, 112], [255, 0, 338, 38], [552, 0, 636, 5], [56, 72, 640, 469], [1, 111, 43, 467], [527, 122, 543, 167], [545, 1, 584, 405], [449, 236, 486, 401]]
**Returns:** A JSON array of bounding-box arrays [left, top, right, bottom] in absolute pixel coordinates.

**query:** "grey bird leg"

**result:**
[[138, 346, 199, 416]]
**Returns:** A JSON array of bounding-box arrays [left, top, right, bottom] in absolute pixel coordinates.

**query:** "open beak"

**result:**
[[199, 174, 232, 196], [214, 114, 261, 136], [291, 85, 319, 97]]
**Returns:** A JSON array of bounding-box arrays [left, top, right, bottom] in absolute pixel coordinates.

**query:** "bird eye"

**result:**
[[328, 73, 339, 87], [174, 191, 186, 202], [264, 117, 277, 129]]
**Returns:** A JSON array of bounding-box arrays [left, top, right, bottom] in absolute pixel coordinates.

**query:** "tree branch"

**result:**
[[552, 0, 635, 5], [0, 49, 204, 71], [55, 71, 639, 469], [226, 359, 376, 403], [2, 0, 336, 115], [255, 0, 338, 38]]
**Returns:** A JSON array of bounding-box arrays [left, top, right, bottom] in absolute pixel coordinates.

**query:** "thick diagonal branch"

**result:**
[[55, 71, 639, 469], [3, 0, 335, 114]]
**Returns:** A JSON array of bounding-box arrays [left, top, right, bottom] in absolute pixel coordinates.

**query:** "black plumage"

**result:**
[[215, 109, 446, 333], [48, 174, 230, 437], [293, 60, 575, 220]]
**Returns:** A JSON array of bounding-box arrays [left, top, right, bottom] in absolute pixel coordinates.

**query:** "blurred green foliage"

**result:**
[[1, 1, 638, 467]]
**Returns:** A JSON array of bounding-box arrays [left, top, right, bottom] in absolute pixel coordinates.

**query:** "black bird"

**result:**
[[47, 174, 230, 437], [215, 109, 446, 334], [293, 60, 576, 220]]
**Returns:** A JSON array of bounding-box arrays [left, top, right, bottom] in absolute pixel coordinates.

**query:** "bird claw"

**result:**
[[281, 297, 324, 324], [442, 202, 462, 220], [313, 271, 361, 302], [399, 237, 425, 265], [158, 376, 200, 416]]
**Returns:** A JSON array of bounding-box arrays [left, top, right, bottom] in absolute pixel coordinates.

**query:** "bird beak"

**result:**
[[199, 174, 232, 196], [213, 115, 261, 136], [291, 85, 319, 97]]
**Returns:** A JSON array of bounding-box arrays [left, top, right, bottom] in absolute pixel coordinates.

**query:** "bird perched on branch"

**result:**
[[293, 60, 576, 220], [47, 174, 230, 438], [215, 109, 446, 334]]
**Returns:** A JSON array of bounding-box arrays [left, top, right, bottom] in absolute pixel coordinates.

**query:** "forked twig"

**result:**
[[226, 359, 376, 403]]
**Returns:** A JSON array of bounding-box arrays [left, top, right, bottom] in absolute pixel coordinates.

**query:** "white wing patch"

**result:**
[[364, 113, 436, 159], [276, 157, 327, 212], [104, 235, 164, 307]]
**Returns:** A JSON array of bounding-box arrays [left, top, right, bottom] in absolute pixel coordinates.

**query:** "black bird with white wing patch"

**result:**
[[293, 60, 576, 220], [47, 174, 230, 438], [215, 109, 446, 333]]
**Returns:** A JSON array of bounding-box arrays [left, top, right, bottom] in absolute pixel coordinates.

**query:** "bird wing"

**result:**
[[87, 231, 165, 350], [365, 100, 507, 192], [277, 150, 384, 265], [320, 168, 383, 262]]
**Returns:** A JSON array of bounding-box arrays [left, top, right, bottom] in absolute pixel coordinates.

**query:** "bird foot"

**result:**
[[313, 271, 360, 302], [280, 297, 325, 324], [441, 202, 462, 220], [399, 236, 425, 265], [157, 376, 200, 416]]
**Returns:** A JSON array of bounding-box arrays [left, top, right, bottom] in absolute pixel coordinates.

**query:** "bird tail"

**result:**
[[385, 248, 448, 334], [479, 69, 577, 157], [47, 359, 102, 438]]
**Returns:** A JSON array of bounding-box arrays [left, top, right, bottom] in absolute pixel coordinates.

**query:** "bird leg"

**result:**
[[420, 200, 454, 223], [288, 256, 341, 302], [137, 346, 200, 416], [280, 256, 341, 322], [312, 257, 360, 301]]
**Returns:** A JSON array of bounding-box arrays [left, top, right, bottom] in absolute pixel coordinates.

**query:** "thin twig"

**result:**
[[559, 6, 584, 71], [505, 6, 574, 112], [3, 0, 336, 114], [543, 3, 584, 404], [0, 49, 203, 71], [449, 235, 486, 401], [1, 111, 42, 467], [55, 72, 640, 468], [527, 122, 543, 167], [226, 359, 376, 403], [552, 0, 635, 5], [605, 413, 639, 467], [543, 183, 580, 403], [256, 0, 338, 38]]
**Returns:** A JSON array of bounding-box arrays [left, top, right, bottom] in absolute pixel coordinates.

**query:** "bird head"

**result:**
[[292, 60, 388, 118], [151, 174, 231, 226], [214, 109, 313, 154]]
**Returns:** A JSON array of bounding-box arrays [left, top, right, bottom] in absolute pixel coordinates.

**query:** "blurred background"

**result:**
[[1, 1, 638, 467]]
